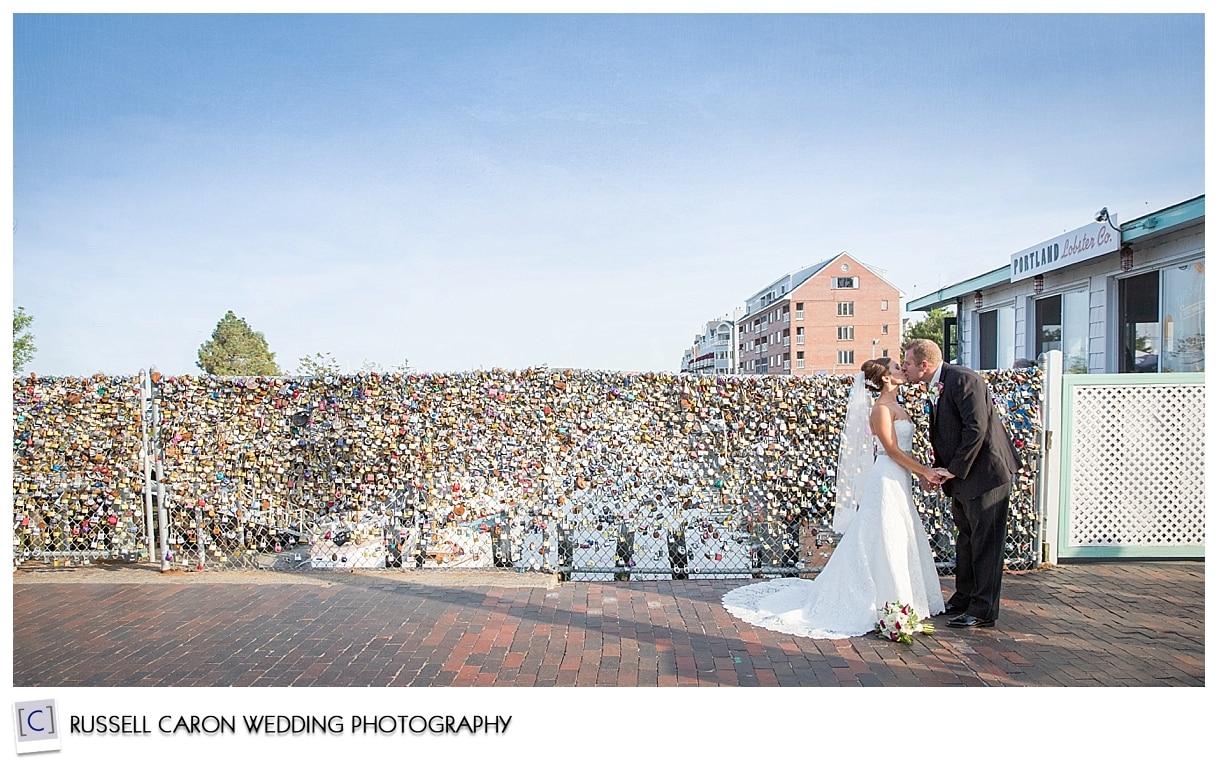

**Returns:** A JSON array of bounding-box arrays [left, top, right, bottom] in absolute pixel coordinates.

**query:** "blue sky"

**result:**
[[10, 13, 1206, 376]]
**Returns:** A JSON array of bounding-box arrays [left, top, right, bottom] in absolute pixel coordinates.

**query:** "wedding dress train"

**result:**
[[723, 419, 945, 638]]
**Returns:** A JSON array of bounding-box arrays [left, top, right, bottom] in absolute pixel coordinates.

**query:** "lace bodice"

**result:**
[[875, 418, 914, 457]]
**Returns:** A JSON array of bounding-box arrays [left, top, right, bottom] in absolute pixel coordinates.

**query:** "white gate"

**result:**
[[1046, 363, 1205, 560]]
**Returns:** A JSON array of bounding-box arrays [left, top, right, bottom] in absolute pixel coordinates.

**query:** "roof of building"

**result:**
[[745, 257, 835, 301], [744, 252, 902, 315]]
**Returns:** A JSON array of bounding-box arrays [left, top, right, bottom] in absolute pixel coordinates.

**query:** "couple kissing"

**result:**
[[723, 339, 1019, 638]]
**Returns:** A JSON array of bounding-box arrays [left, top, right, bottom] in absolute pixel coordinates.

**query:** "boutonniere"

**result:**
[[928, 382, 944, 406]]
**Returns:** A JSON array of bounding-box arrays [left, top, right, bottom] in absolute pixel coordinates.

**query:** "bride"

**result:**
[[723, 358, 947, 638]]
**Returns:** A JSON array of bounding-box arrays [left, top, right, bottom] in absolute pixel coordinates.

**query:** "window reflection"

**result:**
[[1036, 290, 1089, 373], [1161, 261, 1205, 373], [1118, 260, 1204, 373], [978, 306, 1015, 370]]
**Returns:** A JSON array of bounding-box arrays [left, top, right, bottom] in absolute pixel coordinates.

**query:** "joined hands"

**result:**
[[919, 468, 955, 491]]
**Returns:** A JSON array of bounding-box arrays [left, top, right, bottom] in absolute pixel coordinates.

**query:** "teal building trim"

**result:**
[[905, 194, 1205, 314]]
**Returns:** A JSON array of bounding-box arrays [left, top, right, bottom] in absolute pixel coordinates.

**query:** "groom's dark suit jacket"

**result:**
[[929, 363, 1020, 500]]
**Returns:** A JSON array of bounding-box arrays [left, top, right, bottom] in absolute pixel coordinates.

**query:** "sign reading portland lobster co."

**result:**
[[1009, 217, 1119, 282]]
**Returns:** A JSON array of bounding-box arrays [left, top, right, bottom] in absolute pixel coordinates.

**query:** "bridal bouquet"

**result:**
[[876, 601, 934, 645]]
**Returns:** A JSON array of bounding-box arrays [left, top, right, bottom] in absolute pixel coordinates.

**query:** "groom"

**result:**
[[902, 339, 1020, 629]]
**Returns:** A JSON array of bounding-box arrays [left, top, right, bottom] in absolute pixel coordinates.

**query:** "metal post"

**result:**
[[140, 370, 155, 561], [156, 459, 169, 572], [195, 503, 205, 570], [1038, 350, 1063, 566]]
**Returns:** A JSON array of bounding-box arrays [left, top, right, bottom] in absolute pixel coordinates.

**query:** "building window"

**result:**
[[796, 327, 805, 345], [837, 325, 854, 341], [837, 302, 854, 317], [882, 324, 889, 335], [977, 306, 1015, 370], [795, 302, 804, 320], [837, 350, 854, 365], [796, 351, 805, 370], [881, 300, 889, 311], [881, 349, 889, 358], [1119, 260, 1205, 373], [1035, 289, 1089, 374], [833, 276, 859, 289]]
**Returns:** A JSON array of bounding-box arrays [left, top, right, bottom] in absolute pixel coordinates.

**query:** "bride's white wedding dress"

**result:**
[[723, 419, 945, 638]]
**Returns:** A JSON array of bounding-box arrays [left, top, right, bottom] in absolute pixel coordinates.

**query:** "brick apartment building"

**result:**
[[737, 252, 902, 375]]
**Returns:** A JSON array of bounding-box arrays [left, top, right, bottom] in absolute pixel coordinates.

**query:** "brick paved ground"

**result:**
[[12, 561, 1203, 687]]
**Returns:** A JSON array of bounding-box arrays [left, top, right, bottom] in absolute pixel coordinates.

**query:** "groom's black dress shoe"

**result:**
[[946, 614, 995, 628]]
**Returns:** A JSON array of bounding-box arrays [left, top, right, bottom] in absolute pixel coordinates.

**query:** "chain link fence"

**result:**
[[13, 368, 1043, 577], [12, 374, 150, 565]]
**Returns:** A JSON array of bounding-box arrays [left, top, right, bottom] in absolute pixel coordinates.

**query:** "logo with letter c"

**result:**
[[13, 699, 60, 753]]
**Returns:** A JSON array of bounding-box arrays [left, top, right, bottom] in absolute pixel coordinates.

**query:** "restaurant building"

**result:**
[[906, 195, 1204, 374]]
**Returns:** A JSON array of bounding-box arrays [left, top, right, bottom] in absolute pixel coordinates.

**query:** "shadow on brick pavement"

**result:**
[[12, 560, 1203, 687]]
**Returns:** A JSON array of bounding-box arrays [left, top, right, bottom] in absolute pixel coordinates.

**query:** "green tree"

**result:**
[[902, 307, 952, 347], [197, 310, 281, 376], [297, 352, 342, 377], [13, 306, 36, 373]]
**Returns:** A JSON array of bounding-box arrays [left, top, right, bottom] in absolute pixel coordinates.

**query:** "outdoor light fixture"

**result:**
[[1033, 274, 1044, 294], [1120, 245, 1134, 272], [974, 291, 983, 310], [1094, 207, 1120, 232]]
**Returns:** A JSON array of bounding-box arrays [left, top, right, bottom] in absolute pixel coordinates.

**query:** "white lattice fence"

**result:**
[[1060, 375, 1205, 557]]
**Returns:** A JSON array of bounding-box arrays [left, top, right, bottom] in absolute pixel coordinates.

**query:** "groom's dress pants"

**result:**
[[948, 481, 1012, 621]]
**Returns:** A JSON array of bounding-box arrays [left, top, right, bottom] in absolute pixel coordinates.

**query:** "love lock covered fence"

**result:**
[[12, 368, 1044, 578], [12, 374, 150, 565]]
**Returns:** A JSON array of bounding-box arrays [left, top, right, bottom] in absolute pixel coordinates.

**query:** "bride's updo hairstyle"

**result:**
[[860, 358, 892, 392]]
